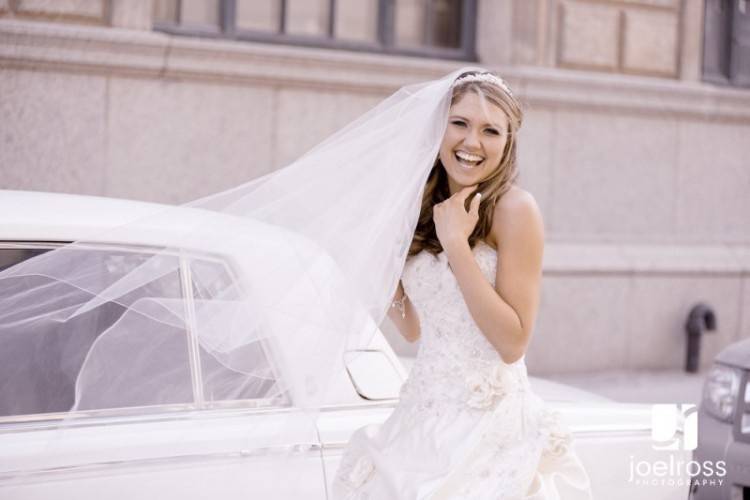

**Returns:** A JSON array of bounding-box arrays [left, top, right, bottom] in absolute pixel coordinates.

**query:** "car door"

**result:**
[[317, 345, 407, 493], [0, 241, 327, 500]]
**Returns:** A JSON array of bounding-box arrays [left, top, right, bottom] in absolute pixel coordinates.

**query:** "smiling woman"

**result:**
[[331, 71, 593, 499]]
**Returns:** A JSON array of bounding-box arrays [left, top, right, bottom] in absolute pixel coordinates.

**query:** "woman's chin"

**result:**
[[447, 165, 484, 185]]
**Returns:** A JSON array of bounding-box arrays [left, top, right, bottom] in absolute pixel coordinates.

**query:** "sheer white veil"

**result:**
[[0, 65, 488, 470]]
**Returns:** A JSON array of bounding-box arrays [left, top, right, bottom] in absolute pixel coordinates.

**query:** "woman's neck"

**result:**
[[447, 177, 462, 196]]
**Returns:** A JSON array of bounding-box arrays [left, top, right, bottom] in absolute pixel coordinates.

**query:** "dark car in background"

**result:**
[[691, 338, 750, 500]]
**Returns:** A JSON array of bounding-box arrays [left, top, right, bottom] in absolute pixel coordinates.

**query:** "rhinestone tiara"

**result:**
[[452, 72, 514, 96]]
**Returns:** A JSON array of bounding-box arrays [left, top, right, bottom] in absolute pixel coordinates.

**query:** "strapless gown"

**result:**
[[331, 240, 594, 499]]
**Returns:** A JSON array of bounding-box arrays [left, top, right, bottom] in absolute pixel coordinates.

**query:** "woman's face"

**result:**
[[438, 91, 509, 195]]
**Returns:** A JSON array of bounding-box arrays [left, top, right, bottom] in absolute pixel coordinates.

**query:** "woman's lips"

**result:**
[[454, 152, 484, 169]]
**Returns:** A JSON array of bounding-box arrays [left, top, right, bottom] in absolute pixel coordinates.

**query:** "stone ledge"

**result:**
[[1, 19, 749, 120], [511, 65, 750, 122], [543, 243, 750, 275], [0, 19, 460, 93]]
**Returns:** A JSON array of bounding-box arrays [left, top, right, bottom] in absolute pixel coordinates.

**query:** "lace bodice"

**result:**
[[399, 240, 529, 416]]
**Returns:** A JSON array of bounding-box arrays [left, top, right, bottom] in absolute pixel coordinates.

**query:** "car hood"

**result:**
[[715, 338, 750, 369]]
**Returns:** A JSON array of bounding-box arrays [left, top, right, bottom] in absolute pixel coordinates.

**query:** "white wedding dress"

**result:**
[[331, 240, 594, 499]]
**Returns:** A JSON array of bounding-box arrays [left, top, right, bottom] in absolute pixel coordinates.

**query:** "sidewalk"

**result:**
[[545, 368, 706, 405]]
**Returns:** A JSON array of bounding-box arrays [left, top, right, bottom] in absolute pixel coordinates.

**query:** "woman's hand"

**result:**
[[433, 185, 481, 252]]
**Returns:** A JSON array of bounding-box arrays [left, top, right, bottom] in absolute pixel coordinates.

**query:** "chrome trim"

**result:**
[[735, 368, 750, 441], [179, 252, 205, 406], [0, 241, 244, 289], [0, 399, 289, 432], [318, 427, 654, 452], [0, 240, 232, 270], [567, 424, 654, 434], [317, 400, 399, 412], [0, 444, 323, 482], [0, 390, 398, 434], [0, 241, 68, 250], [343, 348, 404, 402]]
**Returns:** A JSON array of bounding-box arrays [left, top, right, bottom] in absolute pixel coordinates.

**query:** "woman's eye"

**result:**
[[451, 120, 466, 127], [486, 129, 499, 135]]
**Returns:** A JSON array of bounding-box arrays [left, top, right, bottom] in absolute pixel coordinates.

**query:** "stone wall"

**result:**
[[1, 0, 748, 374]]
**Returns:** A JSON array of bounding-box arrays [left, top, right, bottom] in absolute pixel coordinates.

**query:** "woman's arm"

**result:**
[[443, 189, 544, 364], [387, 280, 421, 343]]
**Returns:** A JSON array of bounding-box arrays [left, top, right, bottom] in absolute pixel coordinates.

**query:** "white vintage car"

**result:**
[[0, 190, 692, 499]]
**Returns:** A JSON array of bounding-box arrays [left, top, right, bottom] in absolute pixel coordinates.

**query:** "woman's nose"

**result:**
[[462, 128, 481, 149]]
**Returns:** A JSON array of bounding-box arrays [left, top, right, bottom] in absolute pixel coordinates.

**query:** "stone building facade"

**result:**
[[1, 0, 748, 374]]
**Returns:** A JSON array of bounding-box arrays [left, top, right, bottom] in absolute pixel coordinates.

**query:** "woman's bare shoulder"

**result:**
[[496, 185, 536, 209], [489, 186, 544, 246]]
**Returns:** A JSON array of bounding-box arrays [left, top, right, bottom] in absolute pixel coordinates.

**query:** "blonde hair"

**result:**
[[408, 71, 524, 258]]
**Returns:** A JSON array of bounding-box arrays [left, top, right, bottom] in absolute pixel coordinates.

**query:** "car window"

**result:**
[[0, 243, 284, 422], [0, 243, 188, 418], [189, 259, 283, 404]]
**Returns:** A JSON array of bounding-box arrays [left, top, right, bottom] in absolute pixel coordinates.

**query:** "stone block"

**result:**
[[109, 0, 154, 30], [623, 9, 679, 76], [334, 0, 378, 43], [510, 0, 543, 65], [679, 0, 705, 81], [676, 120, 750, 242], [15, 0, 105, 21], [558, 1, 620, 70], [614, 0, 679, 8], [626, 276, 742, 371], [105, 78, 275, 204], [0, 69, 106, 195], [274, 87, 384, 168], [476, 0, 513, 65], [526, 275, 630, 374], [286, 0, 328, 37], [550, 110, 678, 239], [516, 107, 554, 218], [236, 0, 278, 32]]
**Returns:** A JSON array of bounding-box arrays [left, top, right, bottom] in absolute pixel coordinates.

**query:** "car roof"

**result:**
[[0, 189, 307, 258], [2, 189, 181, 229], [716, 338, 750, 369]]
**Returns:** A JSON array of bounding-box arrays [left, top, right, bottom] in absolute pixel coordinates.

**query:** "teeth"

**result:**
[[455, 150, 484, 162]]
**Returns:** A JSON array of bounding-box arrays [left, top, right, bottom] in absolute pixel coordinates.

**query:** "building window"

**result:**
[[703, 0, 750, 88], [153, 0, 477, 61]]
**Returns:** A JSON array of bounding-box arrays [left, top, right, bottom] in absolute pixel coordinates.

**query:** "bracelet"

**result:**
[[391, 295, 407, 319]]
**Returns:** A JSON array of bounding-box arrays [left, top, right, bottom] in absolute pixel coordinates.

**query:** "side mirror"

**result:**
[[343, 349, 404, 401]]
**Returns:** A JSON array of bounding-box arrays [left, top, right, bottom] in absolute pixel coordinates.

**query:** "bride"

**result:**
[[331, 71, 594, 499]]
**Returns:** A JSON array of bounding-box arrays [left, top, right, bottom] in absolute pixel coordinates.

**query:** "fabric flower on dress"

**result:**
[[466, 364, 511, 409], [539, 409, 573, 459], [342, 455, 376, 489]]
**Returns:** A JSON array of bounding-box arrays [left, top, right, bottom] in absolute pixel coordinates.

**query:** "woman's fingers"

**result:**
[[469, 191, 481, 218], [452, 184, 478, 203], [434, 185, 479, 215]]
